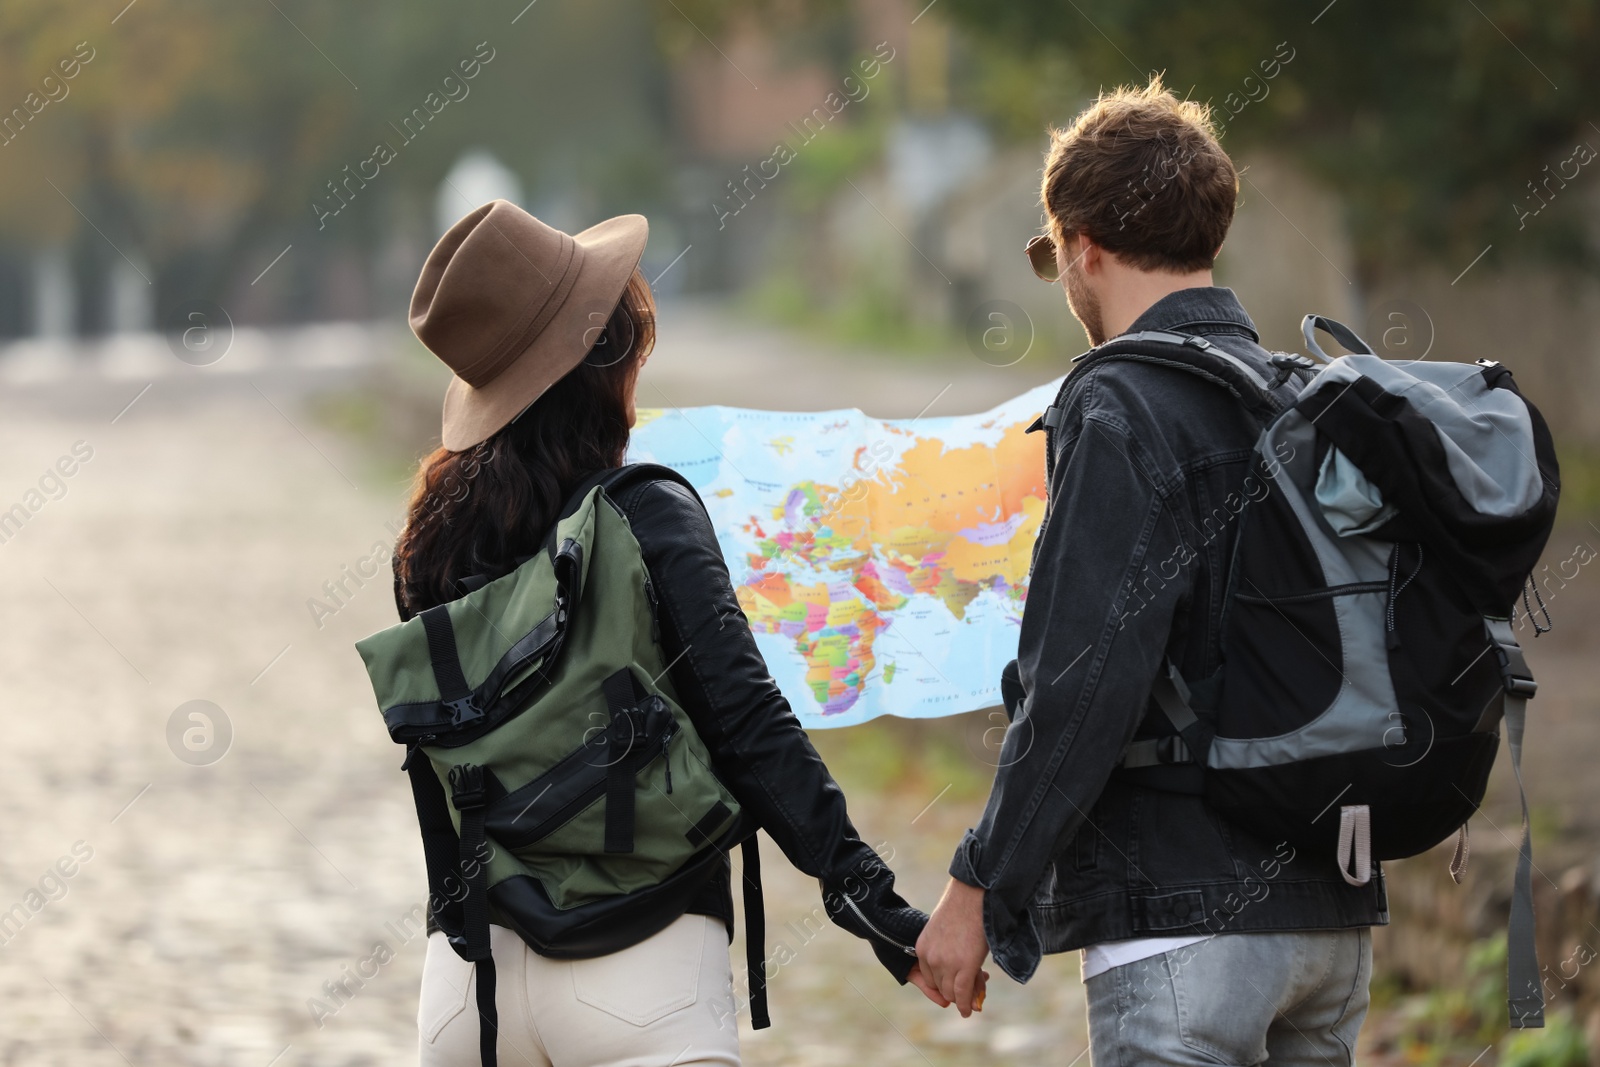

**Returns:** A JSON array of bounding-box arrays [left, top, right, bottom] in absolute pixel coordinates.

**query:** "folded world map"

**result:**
[[629, 378, 1061, 728]]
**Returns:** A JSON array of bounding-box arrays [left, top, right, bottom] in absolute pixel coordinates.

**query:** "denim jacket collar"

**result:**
[[1122, 286, 1260, 342]]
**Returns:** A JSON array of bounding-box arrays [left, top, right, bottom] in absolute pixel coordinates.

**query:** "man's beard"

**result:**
[[1064, 259, 1105, 346]]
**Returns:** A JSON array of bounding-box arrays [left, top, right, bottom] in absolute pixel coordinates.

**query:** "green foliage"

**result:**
[[1555, 447, 1600, 521], [743, 263, 956, 354], [785, 109, 888, 210], [0, 0, 677, 299], [1389, 938, 1591, 1066], [934, 0, 1600, 279], [1396, 937, 1509, 1061], [952, 33, 1088, 145], [808, 712, 993, 802], [1501, 1011, 1590, 1067]]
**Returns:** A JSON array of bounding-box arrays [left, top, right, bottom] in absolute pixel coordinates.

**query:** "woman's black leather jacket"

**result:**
[[614, 474, 927, 983]]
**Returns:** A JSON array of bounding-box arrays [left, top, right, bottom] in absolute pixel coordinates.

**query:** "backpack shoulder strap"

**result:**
[[594, 462, 703, 508], [587, 463, 773, 1027], [536, 463, 702, 564], [1050, 330, 1293, 430]]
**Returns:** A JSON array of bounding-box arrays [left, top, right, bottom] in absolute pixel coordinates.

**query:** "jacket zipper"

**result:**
[[643, 576, 661, 644], [842, 894, 917, 957]]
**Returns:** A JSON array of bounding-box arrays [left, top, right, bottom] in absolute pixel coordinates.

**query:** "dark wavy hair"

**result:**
[[394, 270, 656, 617]]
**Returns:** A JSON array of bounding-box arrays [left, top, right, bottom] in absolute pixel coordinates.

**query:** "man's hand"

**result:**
[[915, 878, 991, 1017]]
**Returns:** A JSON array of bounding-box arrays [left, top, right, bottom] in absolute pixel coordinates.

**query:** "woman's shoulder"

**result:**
[[609, 469, 730, 586], [609, 468, 710, 537]]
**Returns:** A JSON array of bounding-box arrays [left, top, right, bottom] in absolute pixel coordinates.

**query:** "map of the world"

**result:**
[[629, 378, 1061, 728]]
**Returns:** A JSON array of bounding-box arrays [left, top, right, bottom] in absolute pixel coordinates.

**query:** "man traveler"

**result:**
[[915, 76, 1387, 1065]]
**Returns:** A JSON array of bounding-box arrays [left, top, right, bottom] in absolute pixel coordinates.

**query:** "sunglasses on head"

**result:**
[[1025, 233, 1061, 282]]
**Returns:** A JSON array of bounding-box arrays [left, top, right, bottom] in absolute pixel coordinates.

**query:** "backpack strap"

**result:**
[[1067, 330, 1289, 420], [551, 462, 775, 1028], [600, 668, 645, 854], [740, 834, 771, 1029], [402, 744, 466, 939], [448, 763, 500, 1067], [1119, 659, 1213, 770], [1301, 314, 1375, 363], [1485, 616, 1545, 1028], [419, 605, 483, 727], [535, 462, 705, 565], [415, 607, 501, 1063]]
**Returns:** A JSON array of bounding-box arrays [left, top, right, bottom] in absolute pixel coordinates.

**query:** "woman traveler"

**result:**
[[390, 200, 938, 1066]]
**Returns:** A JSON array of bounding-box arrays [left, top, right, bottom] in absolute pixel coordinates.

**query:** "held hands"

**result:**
[[910, 878, 991, 1017], [907, 961, 988, 1012]]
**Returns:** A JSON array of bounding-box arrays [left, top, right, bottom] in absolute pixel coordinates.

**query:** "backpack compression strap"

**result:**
[[600, 668, 646, 854], [1486, 617, 1544, 1028], [419, 605, 483, 727]]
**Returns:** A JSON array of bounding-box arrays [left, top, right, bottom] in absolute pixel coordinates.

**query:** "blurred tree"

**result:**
[[680, 0, 1600, 280], [934, 0, 1600, 281], [0, 0, 674, 325]]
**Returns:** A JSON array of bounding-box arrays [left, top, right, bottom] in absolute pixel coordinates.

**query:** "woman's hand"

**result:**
[[907, 960, 988, 1011]]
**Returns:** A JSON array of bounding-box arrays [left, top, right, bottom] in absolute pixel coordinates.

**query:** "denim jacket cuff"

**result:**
[[948, 830, 988, 888], [984, 895, 1042, 984]]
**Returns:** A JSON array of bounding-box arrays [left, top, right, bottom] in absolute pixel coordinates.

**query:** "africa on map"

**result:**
[[628, 379, 1059, 729]]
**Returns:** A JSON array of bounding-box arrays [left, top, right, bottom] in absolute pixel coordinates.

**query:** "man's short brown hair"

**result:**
[[1042, 76, 1238, 273]]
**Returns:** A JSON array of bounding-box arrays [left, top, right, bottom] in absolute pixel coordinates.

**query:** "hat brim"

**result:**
[[439, 213, 648, 451]]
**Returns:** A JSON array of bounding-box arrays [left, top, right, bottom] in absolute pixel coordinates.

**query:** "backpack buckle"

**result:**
[[444, 695, 482, 726], [1504, 674, 1538, 699], [1156, 735, 1192, 764], [1269, 352, 1316, 389], [1485, 618, 1538, 699], [448, 763, 488, 810]]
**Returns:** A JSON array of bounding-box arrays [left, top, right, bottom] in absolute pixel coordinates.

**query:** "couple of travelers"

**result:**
[[359, 77, 1558, 1066]]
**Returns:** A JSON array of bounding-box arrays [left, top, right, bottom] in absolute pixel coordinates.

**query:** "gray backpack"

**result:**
[[1054, 315, 1559, 1028]]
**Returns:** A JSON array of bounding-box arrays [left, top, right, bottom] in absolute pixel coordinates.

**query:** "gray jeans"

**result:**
[[1085, 929, 1372, 1066]]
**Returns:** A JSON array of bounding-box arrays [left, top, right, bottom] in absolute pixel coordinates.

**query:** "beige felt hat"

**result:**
[[409, 200, 648, 451]]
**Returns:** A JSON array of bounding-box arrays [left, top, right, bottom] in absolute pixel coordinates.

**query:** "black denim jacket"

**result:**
[[949, 287, 1388, 983]]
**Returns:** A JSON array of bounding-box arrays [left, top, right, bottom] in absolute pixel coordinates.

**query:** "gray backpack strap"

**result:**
[[1121, 660, 1211, 768], [1485, 616, 1544, 1027]]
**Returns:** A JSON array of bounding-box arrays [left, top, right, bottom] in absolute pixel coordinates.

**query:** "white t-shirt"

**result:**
[[1081, 934, 1210, 982]]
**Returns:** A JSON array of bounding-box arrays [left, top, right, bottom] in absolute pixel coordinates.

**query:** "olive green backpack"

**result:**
[[356, 465, 766, 1067]]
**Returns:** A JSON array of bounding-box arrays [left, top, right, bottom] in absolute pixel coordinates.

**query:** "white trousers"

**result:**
[[418, 915, 740, 1067]]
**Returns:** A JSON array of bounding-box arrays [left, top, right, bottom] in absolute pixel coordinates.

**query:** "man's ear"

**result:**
[[1077, 237, 1104, 276]]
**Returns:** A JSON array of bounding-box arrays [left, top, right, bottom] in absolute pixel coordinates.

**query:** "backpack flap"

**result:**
[[1293, 354, 1559, 616], [355, 487, 602, 745]]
